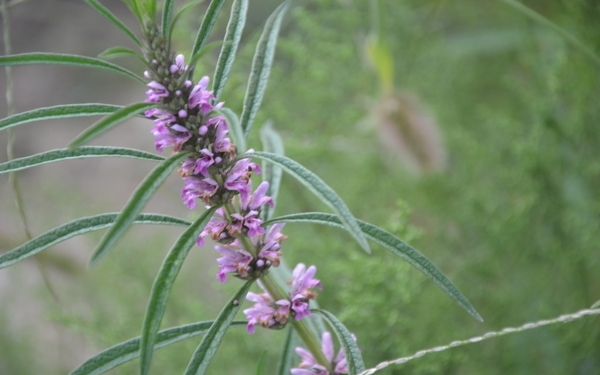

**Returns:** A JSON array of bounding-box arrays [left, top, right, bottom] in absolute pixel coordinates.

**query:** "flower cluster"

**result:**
[[291, 332, 351, 375], [142, 26, 321, 336], [243, 264, 322, 333], [142, 24, 258, 208]]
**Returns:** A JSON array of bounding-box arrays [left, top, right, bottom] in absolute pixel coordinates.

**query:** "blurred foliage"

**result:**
[[217, 0, 600, 374], [2, 0, 600, 374]]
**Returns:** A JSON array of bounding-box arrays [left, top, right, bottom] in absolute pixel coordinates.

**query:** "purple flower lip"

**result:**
[[291, 332, 354, 375]]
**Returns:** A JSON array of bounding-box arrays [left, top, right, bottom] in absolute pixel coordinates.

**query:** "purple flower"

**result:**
[[224, 158, 261, 195], [262, 223, 286, 252], [193, 149, 215, 177], [145, 81, 169, 102], [240, 181, 274, 212], [289, 264, 322, 320], [197, 208, 229, 245], [243, 291, 277, 334], [211, 118, 235, 155], [179, 157, 196, 177], [145, 108, 175, 124], [181, 176, 218, 209], [169, 54, 187, 74], [150, 123, 191, 152], [243, 283, 290, 333], [214, 244, 253, 282], [291, 332, 352, 375], [189, 76, 220, 114]]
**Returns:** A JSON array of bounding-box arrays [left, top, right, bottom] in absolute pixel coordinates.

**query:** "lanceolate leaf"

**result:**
[[246, 152, 371, 254], [98, 46, 144, 62], [255, 351, 268, 375], [68, 102, 155, 148], [69, 321, 246, 375], [188, 41, 225, 71], [183, 280, 254, 375], [266, 212, 483, 322], [240, 1, 289, 138], [146, 0, 157, 20], [217, 107, 246, 153], [0, 104, 122, 132], [84, 0, 141, 46], [0, 147, 163, 174], [499, 0, 600, 67], [0, 53, 144, 83], [139, 207, 218, 375], [162, 0, 175, 37], [213, 0, 248, 100], [259, 121, 284, 221], [276, 328, 296, 375], [123, 0, 144, 25], [316, 309, 365, 375], [88, 152, 191, 267], [0, 213, 190, 270], [169, 0, 204, 41], [191, 0, 227, 57]]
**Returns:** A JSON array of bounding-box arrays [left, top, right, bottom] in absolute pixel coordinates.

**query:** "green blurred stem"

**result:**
[[1, 0, 59, 302], [261, 275, 331, 372], [499, 0, 600, 67]]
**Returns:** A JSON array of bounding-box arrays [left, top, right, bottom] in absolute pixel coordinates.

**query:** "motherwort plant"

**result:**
[[0, 1, 482, 374]]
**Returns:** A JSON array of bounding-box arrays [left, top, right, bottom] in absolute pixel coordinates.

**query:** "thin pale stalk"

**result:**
[[1, 0, 58, 302], [499, 0, 600, 67], [4, 0, 29, 8], [358, 308, 600, 375]]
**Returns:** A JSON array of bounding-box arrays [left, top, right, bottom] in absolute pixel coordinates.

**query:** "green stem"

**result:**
[[261, 275, 331, 371], [1, 0, 59, 302], [499, 0, 600, 68]]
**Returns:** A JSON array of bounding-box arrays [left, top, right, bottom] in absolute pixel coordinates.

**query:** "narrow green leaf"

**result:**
[[213, 0, 248, 100], [139, 206, 218, 375], [276, 328, 296, 375], [217, 107, 246, 153], [124, 0, 144, 25], [499, 0, 600, 67], [188, 41, 225, 71], [255, 350, 268, 375], [0, 53, 144, 83], [0, 213, 190, 270], [68, 102, 155, 148], [88, 152, 191, 267], [240, 1, 289, 137], [84, 0, 142, 46], [98, 46, 144, 62], [0, 104, 122, 132], [69, 321, 246, 375], [316, 309, 365, 375], [169, 0, 204, 42], [259, 121, 284, 221], [246, 152, 370, 253], [146, 0, 157, 20], [266, 212, 483, 322], [191, 0, 227, 57], [183, 280, 254, 375], [592, 300, 600, 309], [162, 0, 175, 37], [0, 147, 163, 174]]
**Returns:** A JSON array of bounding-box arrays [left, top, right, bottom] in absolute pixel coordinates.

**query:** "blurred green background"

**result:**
[[0, 0, 599, 374]]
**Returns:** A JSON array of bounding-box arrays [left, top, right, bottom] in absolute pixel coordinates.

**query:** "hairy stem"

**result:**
[[1, 0, 59, 302]]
